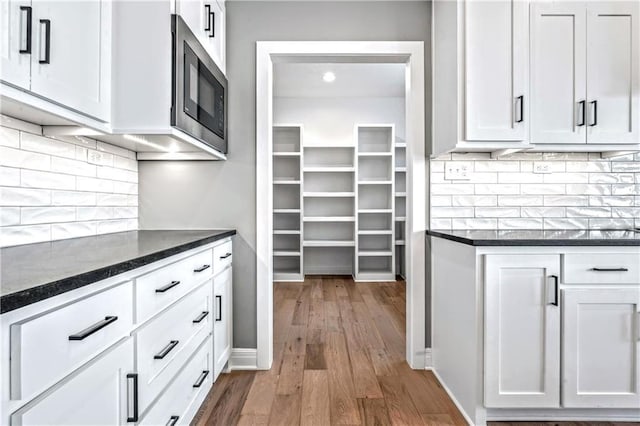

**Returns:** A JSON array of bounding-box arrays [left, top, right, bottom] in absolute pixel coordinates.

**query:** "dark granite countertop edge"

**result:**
[[0, 229, 236, 314], [426, 229, 640, 247]]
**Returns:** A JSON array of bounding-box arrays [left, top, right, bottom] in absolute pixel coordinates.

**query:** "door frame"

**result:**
[[256, 41, 426, 369]]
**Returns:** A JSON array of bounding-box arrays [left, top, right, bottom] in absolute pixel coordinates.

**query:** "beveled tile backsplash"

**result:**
[[430, 152, 640, 231], [0, 116, 138, 247]]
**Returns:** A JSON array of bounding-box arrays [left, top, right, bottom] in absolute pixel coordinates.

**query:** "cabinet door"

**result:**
[[0, 0, 31, 89], [485, 254, 561, 408], [10, 338, 134, 425], [205, 0, 225, 73], [585, 1, 640, 144], [213, 266, 232, 379], [29, 0, 111, 121], [176, 0, 207, 38], [563, 287, 640, 408], [531, 2, 587, 144], [465, 0, 528, 141]]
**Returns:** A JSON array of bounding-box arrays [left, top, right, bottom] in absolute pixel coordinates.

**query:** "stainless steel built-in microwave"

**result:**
[[171, 15, 227, 154]]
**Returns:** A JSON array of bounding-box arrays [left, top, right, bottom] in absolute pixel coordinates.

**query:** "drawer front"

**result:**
[[139, 336, 213, 426], [563, 253, 640, 284], [136, 281, 212, 412], [10, 338, 134, 426], [213, 239, 233, 275], [10, 282, 133, 401], [135, 248, 213, 324]]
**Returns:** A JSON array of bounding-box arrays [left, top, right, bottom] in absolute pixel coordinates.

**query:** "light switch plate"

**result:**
[[444, 161, 471, 180]]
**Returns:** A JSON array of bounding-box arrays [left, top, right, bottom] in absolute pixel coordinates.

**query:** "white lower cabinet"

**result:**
[[563, 287, 640, 408], [484, 255, 561, 408], [213, 265, 232, 380], [10, 338, 134, 426]]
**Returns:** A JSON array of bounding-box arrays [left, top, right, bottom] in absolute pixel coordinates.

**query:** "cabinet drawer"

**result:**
[[139, 336, 213, 426], [135, 248, 213, 324], [563, 253, 640, 284], [213, 239, 232, 275], [10, 338, 134, 426], [135, 281, 212, 412], [10, 282, 133, 401]]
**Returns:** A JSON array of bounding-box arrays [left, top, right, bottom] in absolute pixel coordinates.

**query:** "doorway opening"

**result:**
[[256, 42, 426, 370]]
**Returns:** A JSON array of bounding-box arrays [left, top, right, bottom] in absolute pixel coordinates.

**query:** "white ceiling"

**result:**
[[274, 63, 405, 98]]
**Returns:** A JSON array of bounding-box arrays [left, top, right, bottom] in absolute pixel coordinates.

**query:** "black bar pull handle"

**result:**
[[548, 275, 559, 306], [156, 280, 180, 293], [193, 370, 210, 388], [577, 100, 586, 126], [216, 295, 222, 321], [193, 311, 209, 323], [209, 10, 215, 38], [219, 252, 231, 260], [69, 316, 118, 341], [39, 19, 50, 64], [166, 416, 179, 426], [204, 4, 211, 32], [589, 100, 598, 126], [515, 95, 524, 123], [154, 340, 179, 359], [126, 373, 139, 422], [590, 267, 629, 272], [194, 264, 211, 273], [19, 6, 32, 54]]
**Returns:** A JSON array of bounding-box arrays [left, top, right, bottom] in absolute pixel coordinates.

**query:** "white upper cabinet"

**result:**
[[465, 0, 528, 141], [563, 287, 640, 408], [484, 254, 561, 408], [29, 0, 111, 121], [175, 0, 225, 73], [530, 2, 587, 144], [531, 0, 639, 146], [0, 0, 32, 89], [0, 0, 111, 122], [586, 1, 639, 144]]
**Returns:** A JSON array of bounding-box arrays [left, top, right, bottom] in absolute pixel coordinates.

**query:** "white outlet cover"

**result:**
[[533, 162, 552, 174], [444, 161, 472, 180]]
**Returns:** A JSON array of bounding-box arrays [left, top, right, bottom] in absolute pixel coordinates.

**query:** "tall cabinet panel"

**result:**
[[484, 254, 561, 408], [465, 0, 528, 141], [530, 2, 587, 144], [586, 1, 640, 144], [562, 287, 640, 408], [0, 0, 31, 89]]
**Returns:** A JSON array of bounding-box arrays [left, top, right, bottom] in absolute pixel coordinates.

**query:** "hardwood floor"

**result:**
[[193, 276, 635, 426], [194, 276, 465, 425]]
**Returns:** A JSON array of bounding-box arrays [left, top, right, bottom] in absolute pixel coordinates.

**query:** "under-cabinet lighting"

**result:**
[[123, 134, 172, 152]]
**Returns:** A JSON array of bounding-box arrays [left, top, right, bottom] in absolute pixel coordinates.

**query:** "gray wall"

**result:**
[[139, 0, 432, 349]]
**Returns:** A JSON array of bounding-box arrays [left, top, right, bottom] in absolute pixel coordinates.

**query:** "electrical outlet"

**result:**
[[444, 161, 471, 180], [533, 162, 552, 174]]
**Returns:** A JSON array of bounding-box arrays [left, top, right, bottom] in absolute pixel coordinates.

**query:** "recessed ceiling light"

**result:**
[[323, 72, 336, 83]]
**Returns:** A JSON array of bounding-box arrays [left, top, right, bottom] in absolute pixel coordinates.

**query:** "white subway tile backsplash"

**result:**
[[21, 132, 76, 159], [21, 207, 76, 225], [0, 121, 138, 247], [431, 154, 640, 231], [21, 169, 75, 190]]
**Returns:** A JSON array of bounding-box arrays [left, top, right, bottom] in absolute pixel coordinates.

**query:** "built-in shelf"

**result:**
[[359, 209, 392, 214], [395, 167, 407, 173], [395, 192, 407, 197], [358, 152, 392, 157], [274, 230, 301, 235], [358, 180, 392, 185], [304, 216, 355, 222], [303, 240, 355, 247], [358, 250, 393, 257], [396, 216, 406, 222], [304, 166, 355, 173], [395, 143, 407, 148], [358, 230, 393, 235], [303, 192, 355, 198], [274, 180, 301, 185], [274, 209, 301, 214], [395, 240, 405, 246], [274, 250, 301, 257], [273, 152, 301, 157]]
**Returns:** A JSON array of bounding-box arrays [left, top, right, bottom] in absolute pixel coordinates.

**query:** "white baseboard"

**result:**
[[228, 348, 258, 371], [424, 348, 432, 369], [430, 368, 476, 426]]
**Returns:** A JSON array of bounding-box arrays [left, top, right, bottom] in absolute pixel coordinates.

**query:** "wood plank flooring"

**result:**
[[193, 276, 635, 426]]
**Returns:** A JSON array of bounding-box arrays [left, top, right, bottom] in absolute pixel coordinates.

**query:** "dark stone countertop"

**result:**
[[426, 229, 640, 246], [0, 229, 236, 314]]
